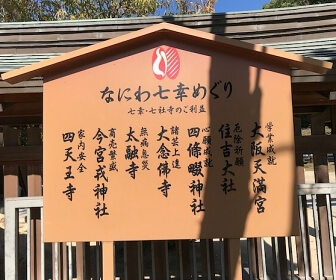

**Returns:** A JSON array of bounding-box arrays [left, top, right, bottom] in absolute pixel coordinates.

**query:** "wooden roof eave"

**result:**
[[1, 23, 332, 84]]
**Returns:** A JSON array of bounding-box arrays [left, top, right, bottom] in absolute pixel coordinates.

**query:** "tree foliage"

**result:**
[[263, 0, 336, 9], [0, 0, 216, 22]]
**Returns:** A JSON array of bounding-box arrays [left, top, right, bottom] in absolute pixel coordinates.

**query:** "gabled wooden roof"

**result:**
[[1, 3, 336, 56], [1, 3, 336, 77], [2, 22, 332, 84]]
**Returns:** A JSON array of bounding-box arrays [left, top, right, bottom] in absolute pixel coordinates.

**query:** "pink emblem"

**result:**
[[152, 47, 180, 80]]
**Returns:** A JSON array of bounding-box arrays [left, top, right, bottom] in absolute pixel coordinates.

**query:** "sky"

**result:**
[[214, 0, 270, 13]]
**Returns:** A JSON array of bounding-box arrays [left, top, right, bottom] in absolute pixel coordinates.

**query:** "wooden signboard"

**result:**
[[41, 38, 299, 242]]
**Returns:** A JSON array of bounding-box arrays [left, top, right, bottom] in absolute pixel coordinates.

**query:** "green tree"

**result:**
[[0, 0, 216, 22], [263, 0, 336, 9]]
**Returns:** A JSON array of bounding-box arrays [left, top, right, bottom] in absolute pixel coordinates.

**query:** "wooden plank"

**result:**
[[27, 126, 42, 145], [224, 239, 242, 280], [28, 175, 42, 280], [0, 87, 43, 94], [248, 238, 264, 279], [0, 101, 42, 117], [52, 243, 62, 280], [27, 128, 42, 176], [0, 18, 334, 44], [0, 92, 42, 102], [0, 16, 335, 44], [248, 239, 257, 278], [2, 23, 332, 84], [292, 81, 336, 93], [75, 242, 91, 280], [27, 165, 42, 195], [125, 241, 142, 280], [200, 239, 214, 280], [241, 27, 336, 44], [294, 117, 312, 278], [292, 92, 336, 107], [102, 242, 114, 280], [0, 13, 330, 37], [3, 165, 19, 197], [62, 243, 68, 280], [76, 243, 84, 280], [271, 237, 288, 278], [2, 28, 336, 55], [0, 5, 335, 39], [0, 116, 42, 125], [293, 106, 326, 114], [30, 209, 42, 280], [178, 240, 192, 280], [294, 134, 336, 154], [27, 127, 42, 280], [0, 4, 336, 60], [0, 146, 42, 164], [311, 112, 333, 278], [3, 127, 19, 198], [3, 127, 20, 280], [153, 241, 168, 280], [0, 78, 43, 89], [292, 71, 336, 84], [0, 129, 3, 196]]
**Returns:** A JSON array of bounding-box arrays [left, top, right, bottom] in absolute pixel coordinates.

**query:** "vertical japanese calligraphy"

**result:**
[[92, 128, 110, 219], [60, 121, 278, 216], [44, 42, 297, 242]]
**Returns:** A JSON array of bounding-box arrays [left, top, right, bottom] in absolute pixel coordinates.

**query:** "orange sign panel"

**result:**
[[43, 41, 298, 242]]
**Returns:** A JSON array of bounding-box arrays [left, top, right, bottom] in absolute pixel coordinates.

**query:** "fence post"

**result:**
[[200, 239, 215, 280], [0, 127, 3, 196], [311, 111, 333, 278], [27, 127, 42, 280], [3, 127, 19, 279], [102, 242, 114, 280], [152, 240, 168, 280], [125, 241, 142, 280], [177, 240, 192, 280], [76, 242, 91, 280], [3, 127, 19, 198], [224, 239, 242, 280], [294, 116, 312, 278], [271, 237, 288, 278], [248, 238, 265, 279]]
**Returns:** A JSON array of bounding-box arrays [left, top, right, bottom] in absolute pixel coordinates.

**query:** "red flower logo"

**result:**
[[152, 47, 180, 80]]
